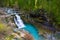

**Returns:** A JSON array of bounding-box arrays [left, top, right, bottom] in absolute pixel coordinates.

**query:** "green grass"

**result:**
[[0, 23, 7, 32], [5, 35, 14, 40], [0, 0, 60, 25]]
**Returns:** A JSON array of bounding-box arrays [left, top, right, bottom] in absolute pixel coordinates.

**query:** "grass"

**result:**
[[5, 35, 14, 40], [0, 20, 13, 39], [0, 22, 7, 32], [0, 0, 60, 24]]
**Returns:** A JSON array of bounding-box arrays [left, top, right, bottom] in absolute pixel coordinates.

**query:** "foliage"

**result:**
[[0, 20, 13, 38], [0, 22, 7, 32], [0, 0, 60, 25], [5, 35, 14, 40]]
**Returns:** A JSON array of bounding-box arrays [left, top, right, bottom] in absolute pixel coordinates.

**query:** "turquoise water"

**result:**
[[5, 8, 44, 40], [24, 23, 44, 40]]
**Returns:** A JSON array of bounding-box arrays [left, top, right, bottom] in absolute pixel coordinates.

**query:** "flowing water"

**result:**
[[5, 8, 57, 40], [14, 14, 40, 40], [5, 8, 41, 40], [0, 8, 57, 40], [14, 14, 25, 29]]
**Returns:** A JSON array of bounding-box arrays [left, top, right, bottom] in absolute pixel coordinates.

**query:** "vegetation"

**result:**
[[5, 35, 14, 40], [0, 0, 60, 40], [0, 0, 59, 25], [0, 19, 13, 39], [0, 0, 60, 31]]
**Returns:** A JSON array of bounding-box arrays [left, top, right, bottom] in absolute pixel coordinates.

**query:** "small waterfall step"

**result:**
[[14, 14, 25, 29]]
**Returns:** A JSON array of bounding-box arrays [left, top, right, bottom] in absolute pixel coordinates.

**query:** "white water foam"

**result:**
[[6, 8, 25, 29], [14, 14, 25, 29]]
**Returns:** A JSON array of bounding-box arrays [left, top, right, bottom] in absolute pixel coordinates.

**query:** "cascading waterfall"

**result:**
[[14, 14, 25, 29], [6, 8, 42, 40], [13, 9, 56, 40], [14, 14, 40, 40], [6, 8, 25, 29]]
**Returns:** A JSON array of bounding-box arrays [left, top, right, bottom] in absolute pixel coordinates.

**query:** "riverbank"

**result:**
[[0, 8, 60, 40]]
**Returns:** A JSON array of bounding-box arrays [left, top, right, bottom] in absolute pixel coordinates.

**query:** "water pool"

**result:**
[[4, 8, 45, 40], [24, 23, 44, 40]]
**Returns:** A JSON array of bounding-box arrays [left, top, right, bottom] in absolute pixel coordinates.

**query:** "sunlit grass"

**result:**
[[0, 22, 7, 32], [5, 35, 14, 40], [0, 20, 13, 39]]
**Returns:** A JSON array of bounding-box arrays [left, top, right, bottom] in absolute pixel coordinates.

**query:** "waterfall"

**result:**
[[14, 14, 25, 29], [6, 8, 25, 29], [6, 8, 40, 40]]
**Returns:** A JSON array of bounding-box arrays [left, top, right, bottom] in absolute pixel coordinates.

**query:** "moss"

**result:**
[[0, 22, 7, 32], [5, 35, 14, 40], [0, 20, 13, 39]]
